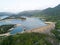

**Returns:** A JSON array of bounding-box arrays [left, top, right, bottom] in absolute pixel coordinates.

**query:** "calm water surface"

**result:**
[[0, 17, 47, 34]]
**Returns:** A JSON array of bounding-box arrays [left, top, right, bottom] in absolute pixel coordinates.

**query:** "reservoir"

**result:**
[[0, 16, 47, 34]]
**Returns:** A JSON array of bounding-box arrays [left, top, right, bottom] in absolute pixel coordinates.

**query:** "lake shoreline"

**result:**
[[24, 22, 55, 34], [0, 22, 55, 36]]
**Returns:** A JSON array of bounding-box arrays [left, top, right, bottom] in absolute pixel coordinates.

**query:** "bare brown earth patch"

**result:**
[[24, 22, 55, 34]]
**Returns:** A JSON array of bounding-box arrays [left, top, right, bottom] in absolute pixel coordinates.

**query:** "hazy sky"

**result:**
[[0, 0, 60, 12]]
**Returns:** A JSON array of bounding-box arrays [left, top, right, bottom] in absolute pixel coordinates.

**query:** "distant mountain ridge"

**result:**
[[17, 10, 41, 16], [17, 4, 60, 16], [0, 12, 15, 16], [41, 4, 60, 16], [0, 4, 60, 17]]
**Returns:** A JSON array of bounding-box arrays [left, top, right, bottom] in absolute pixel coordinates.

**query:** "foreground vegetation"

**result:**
[[0, 33, 59, 45], [0, 24, 14, 34]]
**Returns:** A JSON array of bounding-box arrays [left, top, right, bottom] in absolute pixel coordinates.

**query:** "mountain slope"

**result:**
[[17, 4, 60, 17], [41, 4, 60, 16]]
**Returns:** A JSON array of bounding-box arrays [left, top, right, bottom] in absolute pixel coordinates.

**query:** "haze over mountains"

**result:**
[[0, 12, 15, 16], [0, 4, 60, 16], [17, 4, 60, 16]]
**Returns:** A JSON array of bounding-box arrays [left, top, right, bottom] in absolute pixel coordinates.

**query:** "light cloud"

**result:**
[[0, 0, 60, 12]]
